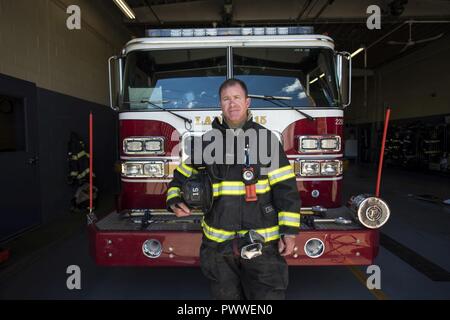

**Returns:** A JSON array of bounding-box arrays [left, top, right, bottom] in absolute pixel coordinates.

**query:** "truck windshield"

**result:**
[[122, 47, 340, 110], [233, 47, 339, 108], [122, 48, 227, 110]]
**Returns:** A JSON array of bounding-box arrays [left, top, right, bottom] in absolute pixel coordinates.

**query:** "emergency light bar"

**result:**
[[145, 26, 314, 38]]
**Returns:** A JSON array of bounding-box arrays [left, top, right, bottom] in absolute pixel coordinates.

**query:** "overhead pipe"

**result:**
[[313, 0, 334, 21], [296, 0, 313, 21], [366, 19, 450, 50]]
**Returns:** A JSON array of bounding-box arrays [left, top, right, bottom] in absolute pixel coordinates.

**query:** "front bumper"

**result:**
[[88, 208, 379, 267]]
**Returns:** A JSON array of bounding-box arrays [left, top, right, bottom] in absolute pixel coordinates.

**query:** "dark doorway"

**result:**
[[0, 74, 41, 242]]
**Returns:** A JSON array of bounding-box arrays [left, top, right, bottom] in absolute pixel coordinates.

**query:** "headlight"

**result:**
[[297, 160, 342, 177], [123, 137, 164, 155], [122, 161, 165, 178], [300, 161, 320, 176], [145, 139, 163, 152], [320, 160, 342, 176], [299, 137, 319, 152], [124, 140, 144, 152], [320, 137, 341, 151], [304, 238, 325, 258], [122, 163, 143, 176], [143, 162, 164, 177], [298, 135, 341, 153]]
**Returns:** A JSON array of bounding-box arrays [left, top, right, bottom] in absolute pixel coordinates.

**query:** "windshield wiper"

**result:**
[[123, 100, 193, 127], [248, 94, 315, 121]]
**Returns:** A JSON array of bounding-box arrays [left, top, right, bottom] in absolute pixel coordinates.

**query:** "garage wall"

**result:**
[[0, 0, 130, 105], [0, 0, 130, 224], [346, 33, 450, 125]]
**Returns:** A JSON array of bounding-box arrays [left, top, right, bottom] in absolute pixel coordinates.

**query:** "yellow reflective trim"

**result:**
[[183, 163, 198, 174], [213, 190, 245, 197], [212, 179, 271, 197], [176, 162, 198, 177], [176, 166, 189, 177], [279, 221, 301, 227], [203, 232, 228, 243], [166, 187, 181, 201], [213, 180, 270, 188], [166, 194, 179, 201], [76, 151, 89, 159], [256, 186, 271, 194], [237, 226, 280, 242], [268, 165, 293, 177], [77, 168, 89, 179], [279, 212, 301, 219], [201, 220, 235, 236], [265, 234, 281, 241], [256, 225, 279, 234], [269, 172, 296, 186], [213, 181, 243, 187]]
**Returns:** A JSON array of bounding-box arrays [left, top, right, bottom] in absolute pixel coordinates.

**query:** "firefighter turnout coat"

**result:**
[[166, 116, 301, 243]]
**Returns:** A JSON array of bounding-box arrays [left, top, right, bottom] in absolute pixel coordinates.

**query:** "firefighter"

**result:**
[[166, 79, 301, 300]]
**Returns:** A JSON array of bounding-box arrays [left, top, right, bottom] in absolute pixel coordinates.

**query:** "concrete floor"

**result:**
[[1, 163, 450, 300]]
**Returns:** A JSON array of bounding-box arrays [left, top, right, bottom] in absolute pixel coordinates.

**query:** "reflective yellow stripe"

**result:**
[[201, 219, 236, 242], [268, 165, 292, 177], [268, 165, 296, 186], [212, 180, 271, 197], [77, 150, 89, 159], [279, 221, 300, 227], [255, 179, 270, 194], [77, 168, 89, 179], [214, 181, 243, 187], [176, 163, 198, 177], [279, 212, 300, 219], [166, 187, 181, 201], [270, 173, 295, 185], [70, 151, 89, 160], [237, 225, 280, 242], [202, 220, 280, 243], [278, 211, 301, 227]]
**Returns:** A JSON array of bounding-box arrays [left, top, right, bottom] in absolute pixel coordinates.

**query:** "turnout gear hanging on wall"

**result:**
[[67, 132, 97, 211], [67, 132, 91, 185]]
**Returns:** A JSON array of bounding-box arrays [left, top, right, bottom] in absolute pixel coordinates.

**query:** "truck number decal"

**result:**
[[335, 118, 343, 126]]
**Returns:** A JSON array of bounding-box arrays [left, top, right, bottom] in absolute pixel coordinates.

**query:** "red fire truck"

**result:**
[[89, 26, 390, 266]]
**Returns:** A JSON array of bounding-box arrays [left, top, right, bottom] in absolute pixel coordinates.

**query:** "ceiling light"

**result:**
[[350, 47, 365, 58], [113, 0, 136, 20]]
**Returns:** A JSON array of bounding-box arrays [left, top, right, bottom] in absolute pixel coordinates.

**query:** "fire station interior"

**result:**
[[1, 0, 450, 300]]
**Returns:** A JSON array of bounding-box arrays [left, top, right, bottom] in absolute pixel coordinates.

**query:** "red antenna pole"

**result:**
[[376, 108, 391, 197], [89, 112, 93, 212]]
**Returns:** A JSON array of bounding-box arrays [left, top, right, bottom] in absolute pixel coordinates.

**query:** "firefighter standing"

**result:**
[[166, 79, 301, 299]]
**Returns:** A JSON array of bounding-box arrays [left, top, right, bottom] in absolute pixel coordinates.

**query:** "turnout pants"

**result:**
[[199, 238, 289, 300]]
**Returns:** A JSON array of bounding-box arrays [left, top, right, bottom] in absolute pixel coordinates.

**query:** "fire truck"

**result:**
[[89, 26, 390, 266]]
